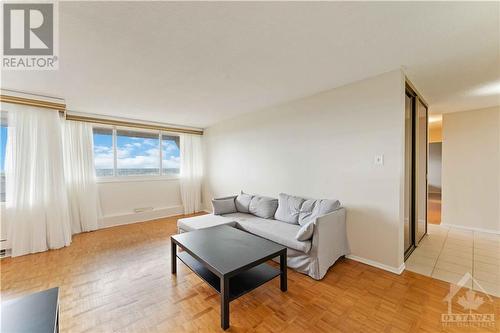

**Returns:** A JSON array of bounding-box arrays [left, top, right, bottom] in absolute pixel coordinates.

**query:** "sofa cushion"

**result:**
[[296, 221, 314, 241], [223, 212, 312, 253], [177, 214, 236, 232], [298, 198, 341, 226], [235, 191, 253, 213], [212, 196, 237, 215], [274, 193, 305, 224], [248, 195, 279, 219]]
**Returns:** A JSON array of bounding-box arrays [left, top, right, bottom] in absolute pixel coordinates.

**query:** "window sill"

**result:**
[[96, 176, 180, 184]]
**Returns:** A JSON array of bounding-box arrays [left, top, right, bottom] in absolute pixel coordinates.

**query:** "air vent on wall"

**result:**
[[134, 207, 154, 213]]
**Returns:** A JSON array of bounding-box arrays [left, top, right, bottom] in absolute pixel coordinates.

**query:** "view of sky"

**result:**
[[93, 131, 180, 175], [0, 127, 180, 176]]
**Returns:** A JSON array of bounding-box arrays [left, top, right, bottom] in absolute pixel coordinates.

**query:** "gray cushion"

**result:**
[[223, 212, 311, 253], [248, 195, 278, 219], [298, 198, 341, 226], [235, 191, 253, 213], [274, 193, 305, 224], [296, 221, 314, 241], [212, 196, 237, 215]]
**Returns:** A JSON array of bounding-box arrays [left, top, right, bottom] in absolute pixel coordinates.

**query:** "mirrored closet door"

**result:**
[[404, 83, 428, 260]]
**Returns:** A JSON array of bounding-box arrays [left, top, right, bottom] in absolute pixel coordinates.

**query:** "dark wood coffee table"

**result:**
[[171, 225, 287, 330], [1, 287, 59, 333]]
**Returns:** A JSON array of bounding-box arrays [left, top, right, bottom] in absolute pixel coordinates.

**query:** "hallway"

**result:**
[[405, 224, 500, 297], [427, 192, 441, 224]]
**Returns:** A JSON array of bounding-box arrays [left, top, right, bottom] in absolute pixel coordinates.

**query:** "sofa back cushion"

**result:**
[[274, 193, 305, 224], [298, 198, 341, 226], [235, 191, 253, 213], [212, 196, 237, 215], [249, 195, 279, 219]]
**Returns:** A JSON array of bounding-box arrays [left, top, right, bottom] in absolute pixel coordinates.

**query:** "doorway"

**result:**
[[404, 84, 428, 260], [428, 115, 442, 224]]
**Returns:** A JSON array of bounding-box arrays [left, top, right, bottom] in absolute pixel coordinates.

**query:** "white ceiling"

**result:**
[[2, 2, 499, 128]]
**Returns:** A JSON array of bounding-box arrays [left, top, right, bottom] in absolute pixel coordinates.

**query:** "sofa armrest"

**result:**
[[312, 207, 348, 279]]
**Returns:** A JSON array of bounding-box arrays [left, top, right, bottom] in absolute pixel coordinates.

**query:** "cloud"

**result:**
[[94, 145, 113, 169], [117, 154, 160, 169], [162, 141, 179, 153], [94, 145, 112, 154], [162, 156, 180, 169], [94, 137, 179, 171]]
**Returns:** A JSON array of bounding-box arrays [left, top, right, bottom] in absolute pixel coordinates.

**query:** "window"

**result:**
[[116, 129, 160, 176], [93, 127, 114, 177], [1, 123, 6, 201], [92, 126, 181, 178], [162, 135, 180, 175]]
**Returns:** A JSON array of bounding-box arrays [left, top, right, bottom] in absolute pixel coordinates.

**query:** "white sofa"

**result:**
[[177, 193, 348, 280]]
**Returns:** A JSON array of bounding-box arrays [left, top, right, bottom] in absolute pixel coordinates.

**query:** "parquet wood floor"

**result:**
[[1, 214, 498, 333]]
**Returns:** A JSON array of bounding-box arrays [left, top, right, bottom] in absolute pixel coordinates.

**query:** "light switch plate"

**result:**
[[375, 154, 384, 165]]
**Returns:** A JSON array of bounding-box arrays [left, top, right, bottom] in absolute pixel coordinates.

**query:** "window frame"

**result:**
[[93, 125, 181, 183]]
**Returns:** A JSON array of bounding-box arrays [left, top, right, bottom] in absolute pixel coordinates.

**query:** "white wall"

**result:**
[[203, 70, 407, 271], [442, 106, 500, 233], [97, 179, 183, 228], [428, 142, 442, 193]]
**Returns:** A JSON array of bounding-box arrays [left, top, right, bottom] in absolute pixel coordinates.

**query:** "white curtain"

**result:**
[[5, 105, 72, 257], [62, 120, 100, 234], [179, 134, 203, 214]]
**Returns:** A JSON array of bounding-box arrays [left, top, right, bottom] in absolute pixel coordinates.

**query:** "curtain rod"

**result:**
[[66, 114, 204, 136], [0, 94, 66, 112], [0, 93, 203, 135]]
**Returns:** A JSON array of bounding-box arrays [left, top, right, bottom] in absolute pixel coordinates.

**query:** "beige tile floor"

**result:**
[[405, 224, 500, 296]]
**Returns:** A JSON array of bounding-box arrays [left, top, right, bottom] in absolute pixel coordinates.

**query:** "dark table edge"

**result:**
[[171, 237, 223, 278], [170, 236, 286, 279], [1, 287, 60, 333]]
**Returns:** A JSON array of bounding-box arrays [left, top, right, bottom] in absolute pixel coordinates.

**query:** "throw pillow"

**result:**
[[212, 196, 237, 215], [296, 221, 314, 241], [235, 191, 253, 213], [298, 198, 341, 226], [249, 195, 279, 219], [274, 193, 305, 224]]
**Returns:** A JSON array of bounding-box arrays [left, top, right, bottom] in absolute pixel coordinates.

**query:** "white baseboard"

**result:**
[[346, 254, 405, 275], [99, 205, 184, 229], [440, 223, 500, 235]]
